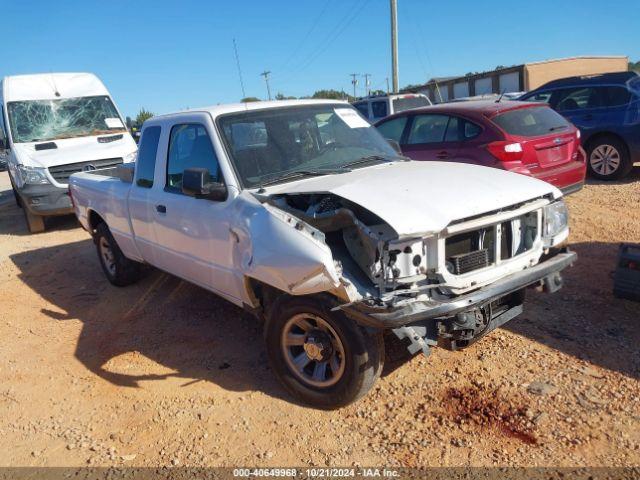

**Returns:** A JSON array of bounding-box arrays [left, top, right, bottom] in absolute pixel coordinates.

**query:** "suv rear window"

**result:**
[[392, 96, 430, 113], [491, 106, 570, 137]]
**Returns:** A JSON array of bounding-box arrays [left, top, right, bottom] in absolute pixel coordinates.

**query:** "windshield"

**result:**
[[7, 95, 125, 143], [218, 104, 399, 188], [392, 95, 430, 113]]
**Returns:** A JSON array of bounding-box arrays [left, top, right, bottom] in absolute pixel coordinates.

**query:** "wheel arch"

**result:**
[[87, 209, 105, 234], [583, 131, 630, 156]]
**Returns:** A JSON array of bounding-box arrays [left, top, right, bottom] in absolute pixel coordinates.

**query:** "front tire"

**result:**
[[586, 136, 632, 180], [94, 222, 141, 286], [264, 295, 384, 409]]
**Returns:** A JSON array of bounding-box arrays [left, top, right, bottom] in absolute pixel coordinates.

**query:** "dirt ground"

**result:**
[[0, 169, 639, 469]]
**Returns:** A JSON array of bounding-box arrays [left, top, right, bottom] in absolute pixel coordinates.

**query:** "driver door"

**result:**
[[148, 116, 242, 303]]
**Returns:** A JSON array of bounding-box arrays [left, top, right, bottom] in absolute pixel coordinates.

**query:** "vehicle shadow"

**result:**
[[503, 240, 640, 380], [383, 240, 640, 380], [9, 238, 293, 404], [585, 162, 640, 186], [8, 237, 640, 406], [0, 202, 79, 236]]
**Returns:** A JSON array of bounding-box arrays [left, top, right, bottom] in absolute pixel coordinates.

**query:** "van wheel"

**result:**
[[95, 222, 140, 286], [587, 136, 632, 180], [23, 209, 45, 233], [264, 295, 384, 409]]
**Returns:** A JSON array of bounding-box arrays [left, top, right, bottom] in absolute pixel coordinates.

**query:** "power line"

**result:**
[[233, 38, 246, 99], [279, 0, 333, 72], [260, 70, 272, 100], [278, 0, 369, 83]]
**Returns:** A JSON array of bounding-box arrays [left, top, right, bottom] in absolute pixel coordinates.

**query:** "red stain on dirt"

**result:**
[[445, 386, 538, 445]]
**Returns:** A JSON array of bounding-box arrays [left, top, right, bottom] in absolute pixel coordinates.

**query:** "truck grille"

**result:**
[[48, 158, 123, 184], [445, 210, 538, 276], [448, 249, 490, 275]]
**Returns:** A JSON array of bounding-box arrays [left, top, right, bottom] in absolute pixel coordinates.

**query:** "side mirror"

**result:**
[[386, 138, 402, 154], [182, 167, 227, 201]]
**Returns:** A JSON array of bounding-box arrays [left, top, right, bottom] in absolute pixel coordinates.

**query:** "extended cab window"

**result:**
[[166, 124, 220, 191], [135, 126, 161, 188], [353, 102, 369, 118]]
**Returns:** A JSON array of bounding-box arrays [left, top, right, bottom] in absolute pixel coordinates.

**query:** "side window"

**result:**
[[407, 114, 449, 144], [444, 116, 459, 142], [555, 87, 602, 111], [376, 116, 407, 143], [353, 102, 369, 118], [371, 101, 388, 119], [166, 124, 220, 192], [463, 120, 482, 139], [525, 91, 552, 103], [603, 86, 631, 107], [135, 126, 161, 188], [0, 106, 7, 144]]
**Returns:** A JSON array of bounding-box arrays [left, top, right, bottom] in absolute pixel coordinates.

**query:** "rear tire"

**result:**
[[586, 136, 632, 180], [23, 209, 45, 233], [94, 222, 141, 286], [264, 295, 384, 409]]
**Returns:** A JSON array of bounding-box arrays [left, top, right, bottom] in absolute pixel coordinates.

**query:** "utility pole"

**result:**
[[390, 0, 399, 93], [260, 70, 272, 100], [386, 77, 390, 94], [350, 73, 359, 99], [363, 73, 371, 96]]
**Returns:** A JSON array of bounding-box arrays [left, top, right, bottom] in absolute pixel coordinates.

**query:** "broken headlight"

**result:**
[[542, 200, 568, 238], [16, 164, 50, 186]]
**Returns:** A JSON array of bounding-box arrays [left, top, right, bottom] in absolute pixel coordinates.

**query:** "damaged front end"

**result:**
[[246, 191, 576, 357]]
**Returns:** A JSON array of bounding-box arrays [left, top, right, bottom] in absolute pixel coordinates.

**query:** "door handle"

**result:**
[[436, 151, 449, 159], [156, 204, 167, 213]]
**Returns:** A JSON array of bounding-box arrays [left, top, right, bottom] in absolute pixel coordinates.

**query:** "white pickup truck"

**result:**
[[69, 99, 576, 409]]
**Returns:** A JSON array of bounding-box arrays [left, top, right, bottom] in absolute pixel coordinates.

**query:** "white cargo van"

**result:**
[[352, 93, 431, 123], [0, 72, 137, 232]]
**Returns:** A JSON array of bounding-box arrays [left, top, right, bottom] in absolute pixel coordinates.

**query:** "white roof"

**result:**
[[1, 72, 109, 102], [153, 99, 349, 121]]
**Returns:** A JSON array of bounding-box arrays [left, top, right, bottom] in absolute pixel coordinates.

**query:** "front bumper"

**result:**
[[341, 248, 577, 329], [17, 183, 73, 216]]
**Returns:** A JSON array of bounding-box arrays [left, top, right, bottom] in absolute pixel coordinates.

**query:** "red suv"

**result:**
[[375, 100, 586, 194]]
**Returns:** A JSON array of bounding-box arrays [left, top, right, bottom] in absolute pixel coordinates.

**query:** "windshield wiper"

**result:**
[[548, 125, 569, 132], [255, 168, 349, 189], [340, 154, 408, 170]]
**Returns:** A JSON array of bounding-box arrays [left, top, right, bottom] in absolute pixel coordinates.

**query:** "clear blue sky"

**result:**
[[2, 0, 638, 118]]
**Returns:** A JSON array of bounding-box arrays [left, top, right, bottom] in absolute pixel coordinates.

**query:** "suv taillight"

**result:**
[[486, 141, 524, 163]]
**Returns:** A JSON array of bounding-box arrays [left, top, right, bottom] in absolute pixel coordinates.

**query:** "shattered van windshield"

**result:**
[[7, 95, 125, 143]]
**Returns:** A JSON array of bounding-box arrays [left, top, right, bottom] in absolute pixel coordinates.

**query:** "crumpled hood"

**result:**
[[13, 134, 137, 168], [265, 161, 561, 236]]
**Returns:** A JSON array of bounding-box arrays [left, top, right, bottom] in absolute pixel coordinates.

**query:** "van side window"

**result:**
[[0, 106, 7, 144], [135, 126, 161, 188], [371, 101, 388, 119], [353, 102, 369, 118], [166, 123, 220, 192]]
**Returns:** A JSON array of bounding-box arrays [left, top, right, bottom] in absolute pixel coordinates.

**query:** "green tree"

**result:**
[[311, 89, 350, 101], [629, 61, 640, 72], [275, 92, 297, 100], [135, 108, 154, 125], [241, 97, 261, 103]]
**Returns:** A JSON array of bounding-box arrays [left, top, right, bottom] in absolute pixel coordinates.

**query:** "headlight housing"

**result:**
[[123, 150, 137, 163], [542, 200, 568, 238], [16, 165, 50, 186]]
